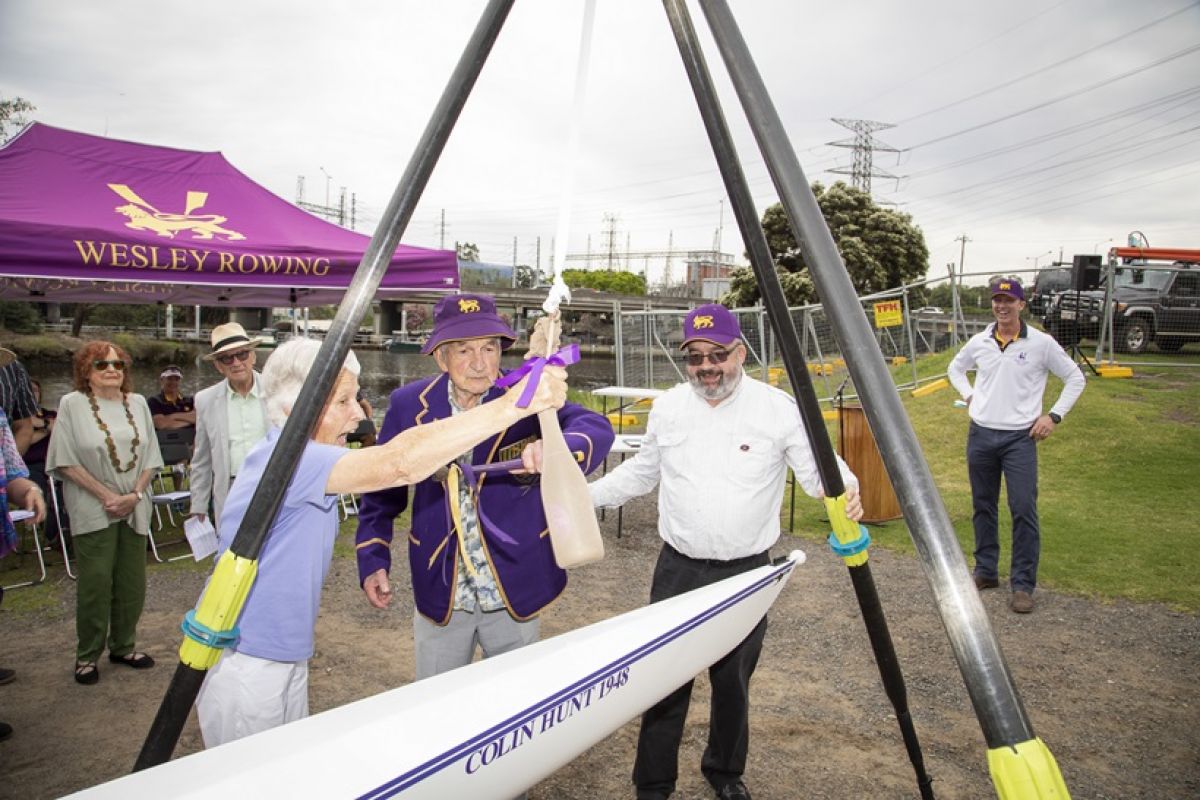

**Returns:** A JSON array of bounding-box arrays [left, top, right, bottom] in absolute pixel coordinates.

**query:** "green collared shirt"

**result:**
[[226, 376, 267, 476]]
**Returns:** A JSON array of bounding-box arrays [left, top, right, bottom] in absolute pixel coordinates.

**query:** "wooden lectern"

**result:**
[[837, 405, 901, 523]]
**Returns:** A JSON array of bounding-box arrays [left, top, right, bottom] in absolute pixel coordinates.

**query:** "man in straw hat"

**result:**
[[355, 293, 613, 686], [949, 276, 1085, 614], [189, 322, 268, 531], [590, 303, 863, 800]]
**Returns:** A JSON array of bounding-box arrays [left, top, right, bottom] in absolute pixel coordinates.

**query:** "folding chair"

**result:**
[[47, 479, 76, 580], [2, 509, 46, 589], [339, 493, 359, 521], [149, 428, 194, 562]]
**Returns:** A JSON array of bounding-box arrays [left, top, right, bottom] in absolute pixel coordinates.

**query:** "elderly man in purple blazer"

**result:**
[[355, 294, 613, 681]]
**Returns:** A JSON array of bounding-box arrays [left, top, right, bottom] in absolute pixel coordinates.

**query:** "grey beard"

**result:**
[[689, 368, 740, 402]]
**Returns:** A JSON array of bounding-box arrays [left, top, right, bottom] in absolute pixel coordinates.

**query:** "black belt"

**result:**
[[664, 542, 768, 569]]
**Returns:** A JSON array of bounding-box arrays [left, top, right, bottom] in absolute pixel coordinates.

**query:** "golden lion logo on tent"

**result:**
[[458, 298, 481, 313], [107, 183, 245, 241], [692, 315, 715, 329]]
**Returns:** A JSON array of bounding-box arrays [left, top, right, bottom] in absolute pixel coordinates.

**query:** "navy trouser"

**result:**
[[632, 543, 770, 798], [967, 422, 1040, 592]]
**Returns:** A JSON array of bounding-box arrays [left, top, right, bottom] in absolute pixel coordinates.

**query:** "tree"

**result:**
[[0, 95, 35, 143], [514, 264, 540, 289], [455, 242, 480, 262], [722, 181, 929, 307], [561, 268, 646, 295]]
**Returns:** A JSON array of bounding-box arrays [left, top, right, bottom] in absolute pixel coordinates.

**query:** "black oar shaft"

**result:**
[[695, 0, 1035, 751], [133, 0, 517, 771], [660, 2, 933, 797]]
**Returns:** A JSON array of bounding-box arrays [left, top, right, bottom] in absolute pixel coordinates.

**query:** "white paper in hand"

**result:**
[[183, 516, 218, 561]]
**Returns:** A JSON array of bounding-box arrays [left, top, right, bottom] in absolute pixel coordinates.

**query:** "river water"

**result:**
[[29, 348, 620, 418]]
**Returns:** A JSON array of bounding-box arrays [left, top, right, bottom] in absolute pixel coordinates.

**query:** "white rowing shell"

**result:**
[[67, 550, 805, 799]]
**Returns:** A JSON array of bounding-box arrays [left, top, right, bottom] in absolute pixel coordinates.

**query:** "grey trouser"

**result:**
[[412, 606, 540, 681]]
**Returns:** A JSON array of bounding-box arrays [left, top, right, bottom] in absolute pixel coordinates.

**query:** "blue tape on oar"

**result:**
[[181, 609, 240, 650], [494, 344, 581, 407], [827, 525, 871, 558]]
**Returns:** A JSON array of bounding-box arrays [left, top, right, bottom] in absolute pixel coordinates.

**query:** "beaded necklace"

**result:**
[[87, 391, 140, 473]]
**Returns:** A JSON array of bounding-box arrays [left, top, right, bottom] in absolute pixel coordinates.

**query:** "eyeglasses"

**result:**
[[92, 359, 126, 371], [216, 350, 252, 365], [684, 348, 736, 367]]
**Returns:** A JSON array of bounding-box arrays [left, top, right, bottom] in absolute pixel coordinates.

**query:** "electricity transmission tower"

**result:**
[[827, 118, 900, 196]]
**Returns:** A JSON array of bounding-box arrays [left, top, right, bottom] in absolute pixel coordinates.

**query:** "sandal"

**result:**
[[74, 662, 99, 685], [108, 652, 155, 669]]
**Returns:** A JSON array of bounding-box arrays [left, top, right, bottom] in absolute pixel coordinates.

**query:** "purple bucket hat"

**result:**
[[420, 294, 517, 355], [680, 303, 743, 348], [989, 277, 1025, 301]]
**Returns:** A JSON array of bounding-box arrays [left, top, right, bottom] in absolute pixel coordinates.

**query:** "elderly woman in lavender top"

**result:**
[[195, 337, 567, 748], [47, 341, 163, 686]]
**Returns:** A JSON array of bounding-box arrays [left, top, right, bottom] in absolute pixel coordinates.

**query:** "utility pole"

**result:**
[[535, 236, 541, 277], [439, 209, 446, 250], [296, 173, 354, 228], [952, 234, 970, 347], [512, 236, 518, 289]]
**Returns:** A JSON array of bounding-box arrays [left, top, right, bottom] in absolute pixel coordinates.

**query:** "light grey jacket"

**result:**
[[189, 372, 266, 529]]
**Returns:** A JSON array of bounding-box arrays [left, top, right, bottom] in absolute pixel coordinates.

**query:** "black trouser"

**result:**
[[633, 543, 770, 798]]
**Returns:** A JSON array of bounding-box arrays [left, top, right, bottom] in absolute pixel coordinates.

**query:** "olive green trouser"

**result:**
[[74, 520, 147, 663]]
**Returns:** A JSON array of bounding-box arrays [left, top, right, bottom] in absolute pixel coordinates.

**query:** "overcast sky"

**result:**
[[3, 0, 1198, 289]]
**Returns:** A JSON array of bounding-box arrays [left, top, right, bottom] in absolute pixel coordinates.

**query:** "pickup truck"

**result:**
[[1044, 261, 1200, 353]]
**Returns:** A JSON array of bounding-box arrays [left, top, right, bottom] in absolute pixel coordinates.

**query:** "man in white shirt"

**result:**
[[948, 277, 1085, 614], [189, 322, 269, 531], [590, 304, 862, 800]]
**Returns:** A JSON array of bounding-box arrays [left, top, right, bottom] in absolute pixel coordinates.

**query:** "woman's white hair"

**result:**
[[262, 337, 360, 428]]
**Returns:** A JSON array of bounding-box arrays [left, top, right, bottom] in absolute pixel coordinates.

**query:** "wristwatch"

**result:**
[[1048, 412, 1062, 424], [134, 490, 144, 501]]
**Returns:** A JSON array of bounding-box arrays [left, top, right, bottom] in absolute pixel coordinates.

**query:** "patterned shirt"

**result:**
[[447, 385, 504, 613], [0, 362, 38, 425], [0, 408, 31, 558]]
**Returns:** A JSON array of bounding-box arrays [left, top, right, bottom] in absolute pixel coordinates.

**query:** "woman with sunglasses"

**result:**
[[47, 340, 163, 685]]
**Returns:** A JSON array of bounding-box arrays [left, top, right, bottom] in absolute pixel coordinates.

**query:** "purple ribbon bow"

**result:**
[[494, 343, 581, 408]]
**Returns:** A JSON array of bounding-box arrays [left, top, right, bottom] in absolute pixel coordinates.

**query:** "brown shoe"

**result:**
[[1010, 590, 1035, 613], [974, 574, 999, 590]]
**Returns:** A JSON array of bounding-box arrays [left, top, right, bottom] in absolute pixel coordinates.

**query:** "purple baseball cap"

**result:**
[[680, 303, 743, 349], [420, 293, 517, 355], [989, 277, 1025, 301]]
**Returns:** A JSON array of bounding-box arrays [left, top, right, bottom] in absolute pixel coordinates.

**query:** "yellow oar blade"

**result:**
[[988, 737, 1071, 799]]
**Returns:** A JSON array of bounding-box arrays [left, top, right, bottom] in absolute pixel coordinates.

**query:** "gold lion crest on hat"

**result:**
[[458, 298, 481, 313], [692, 315, 715, 329]]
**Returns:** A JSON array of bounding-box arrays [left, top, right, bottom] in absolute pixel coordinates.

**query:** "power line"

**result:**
[[897, 0, 1200, 125], [903, 42, 1200, 151]]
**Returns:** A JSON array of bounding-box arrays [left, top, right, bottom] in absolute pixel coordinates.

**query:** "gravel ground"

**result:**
[[1, 484, 1198, 799]]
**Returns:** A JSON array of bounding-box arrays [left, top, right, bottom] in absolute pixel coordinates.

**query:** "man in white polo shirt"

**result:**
[[949, 276, 1086, 614]]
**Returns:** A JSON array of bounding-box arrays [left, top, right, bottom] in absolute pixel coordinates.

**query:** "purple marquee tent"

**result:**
[[0, 123, 458, 306]]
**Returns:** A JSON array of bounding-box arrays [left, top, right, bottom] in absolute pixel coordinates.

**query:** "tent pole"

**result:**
[[694, 0, 1070, 796], [133, 0, 517, 771], [660, 3, 933, 797]]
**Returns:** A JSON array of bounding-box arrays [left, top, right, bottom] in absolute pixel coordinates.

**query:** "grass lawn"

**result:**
[[782, 350, 1200, 611]]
